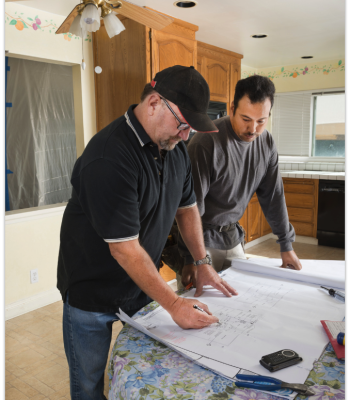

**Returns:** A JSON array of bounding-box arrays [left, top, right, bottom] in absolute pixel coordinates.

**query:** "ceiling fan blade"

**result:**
[[106, 0, 173, 31], [55, 4, 81, 35]]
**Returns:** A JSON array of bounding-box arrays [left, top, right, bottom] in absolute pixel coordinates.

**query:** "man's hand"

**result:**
[[195, 264, 238, 297], [169, 297, 218, 329], [181, 263, 197, 288], [280, 250, 302, 270]]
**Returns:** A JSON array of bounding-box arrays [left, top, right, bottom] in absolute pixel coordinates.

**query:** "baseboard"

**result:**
[[244, 233, 275, 249], [245, 233, 318, 250], [5, 288, 62, 320]]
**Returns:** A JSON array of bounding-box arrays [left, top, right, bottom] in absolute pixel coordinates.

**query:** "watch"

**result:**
[[193, 254, 212, 266]]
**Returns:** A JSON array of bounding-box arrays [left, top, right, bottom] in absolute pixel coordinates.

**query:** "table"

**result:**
[[107, 301, 345, 400]]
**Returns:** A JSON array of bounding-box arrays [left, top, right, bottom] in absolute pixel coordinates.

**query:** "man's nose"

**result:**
[[249, 121, 258, 133], [178, 128, 191, 141]]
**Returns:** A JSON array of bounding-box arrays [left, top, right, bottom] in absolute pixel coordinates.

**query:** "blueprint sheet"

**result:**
[[124, 261, 344, 385]]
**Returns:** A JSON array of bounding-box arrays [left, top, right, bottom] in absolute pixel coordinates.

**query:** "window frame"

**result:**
[[311, 90, 345, 158]]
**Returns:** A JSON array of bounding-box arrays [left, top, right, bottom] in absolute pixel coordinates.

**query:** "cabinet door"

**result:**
[[93, 19, 149, 131], [247, 195, 261, 242], [151, 30, 197, 77], [238, 208, 248, 240], [229, 59, 241, 105], [201, 58, 230, 103]]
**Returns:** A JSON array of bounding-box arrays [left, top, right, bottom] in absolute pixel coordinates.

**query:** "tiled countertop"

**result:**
[[280, 170, 345, 180]]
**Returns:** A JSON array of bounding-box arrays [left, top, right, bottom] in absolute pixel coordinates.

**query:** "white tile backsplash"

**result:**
[[327, 164, 336, 172], [335, 164, 343, 172], [279, 161, 345, 174]]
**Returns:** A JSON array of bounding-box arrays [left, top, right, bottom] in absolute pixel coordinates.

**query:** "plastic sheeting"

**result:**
[[6, 58, 77, 210]]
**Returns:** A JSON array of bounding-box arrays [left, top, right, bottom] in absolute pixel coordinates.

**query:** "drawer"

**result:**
[[285, 193, 315, 208], [292, 222, 315, 237], [283, 183, 315, 194], [287, 207, 314, 223]]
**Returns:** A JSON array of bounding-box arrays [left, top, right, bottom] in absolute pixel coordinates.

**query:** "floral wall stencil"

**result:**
[[5, 10, 92, 43], [241, 59, 345, 92], [242, 60, 345, 80]]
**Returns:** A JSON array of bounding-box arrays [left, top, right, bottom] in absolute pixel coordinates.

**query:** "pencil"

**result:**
[[185, 282, 193, 290]]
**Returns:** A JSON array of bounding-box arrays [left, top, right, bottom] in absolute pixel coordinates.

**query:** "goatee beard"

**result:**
[[159, 137, 182, 151]]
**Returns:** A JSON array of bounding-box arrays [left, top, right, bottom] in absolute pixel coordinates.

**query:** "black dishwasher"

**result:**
[[317, 180, 345, 248]]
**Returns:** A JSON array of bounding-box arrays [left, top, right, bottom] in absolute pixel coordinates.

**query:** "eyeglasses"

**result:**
[[160, 97, 190, 131]]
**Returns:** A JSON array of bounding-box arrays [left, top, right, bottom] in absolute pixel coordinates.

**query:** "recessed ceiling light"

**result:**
[[251, 34, 268, 39], [301, 56, 314, 59], [174, 1, 198, 8]]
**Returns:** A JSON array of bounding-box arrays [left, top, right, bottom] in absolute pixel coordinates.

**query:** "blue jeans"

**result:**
[[63, 293, 138, 400]]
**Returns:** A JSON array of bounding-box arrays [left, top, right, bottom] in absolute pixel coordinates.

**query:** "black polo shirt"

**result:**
[[57, 105, 196, 313]]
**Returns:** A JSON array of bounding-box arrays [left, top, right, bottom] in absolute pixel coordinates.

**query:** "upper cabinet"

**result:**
[[93, 14, 242, 132], [197, 42, 243, 110], [151, 29, 197, 76]]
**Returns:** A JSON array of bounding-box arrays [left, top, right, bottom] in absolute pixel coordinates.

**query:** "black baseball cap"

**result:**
[[150, 65, 218, 133]]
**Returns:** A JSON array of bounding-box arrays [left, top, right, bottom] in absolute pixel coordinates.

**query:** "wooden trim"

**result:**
[[145, 7, 199, 31], [145, 6, 198, 40], [229, 61, 241, 106], [145, 26, 151, 82], [197, 41, 243, 60], [312, 179, 319, 237]]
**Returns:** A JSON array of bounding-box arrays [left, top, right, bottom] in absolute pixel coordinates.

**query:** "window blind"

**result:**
[[271, 93, 312, 156]]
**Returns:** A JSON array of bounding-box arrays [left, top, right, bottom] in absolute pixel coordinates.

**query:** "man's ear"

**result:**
[[230, 102, 235, 116], [147, 94, 161, 116]]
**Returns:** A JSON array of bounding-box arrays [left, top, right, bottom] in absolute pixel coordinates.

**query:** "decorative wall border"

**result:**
[[5, 10, 92, 42], [242, 60, 345, 80]]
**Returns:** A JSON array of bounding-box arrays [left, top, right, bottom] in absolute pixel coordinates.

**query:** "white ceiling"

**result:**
[[11, 0, 345, 68]]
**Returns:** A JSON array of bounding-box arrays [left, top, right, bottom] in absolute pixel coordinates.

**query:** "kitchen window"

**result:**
[[271, 90, 345, 159]]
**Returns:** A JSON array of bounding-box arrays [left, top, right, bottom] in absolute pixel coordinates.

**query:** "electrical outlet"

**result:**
[[30, 269, 38, 284]]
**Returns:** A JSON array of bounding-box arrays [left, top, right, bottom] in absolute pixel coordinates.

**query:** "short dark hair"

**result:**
[[140, 83, 157, 102], [233, 75, 275, 114]]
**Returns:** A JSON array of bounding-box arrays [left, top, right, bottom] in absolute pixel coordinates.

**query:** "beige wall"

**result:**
[[241, 59, 345, 92], [5, 3, 96, 316], [5, 207, 64, 304]]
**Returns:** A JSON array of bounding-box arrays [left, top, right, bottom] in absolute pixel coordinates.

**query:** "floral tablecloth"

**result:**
[[108, 302, 345, 400]]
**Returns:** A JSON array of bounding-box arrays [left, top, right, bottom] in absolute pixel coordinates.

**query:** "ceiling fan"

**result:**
[[6, 0, 174, 38]]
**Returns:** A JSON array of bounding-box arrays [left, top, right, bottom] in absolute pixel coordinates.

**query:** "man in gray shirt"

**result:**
[[178, 75, 302, 291]]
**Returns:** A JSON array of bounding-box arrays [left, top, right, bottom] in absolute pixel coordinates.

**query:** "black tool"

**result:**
[[235, 374, 315, 396]]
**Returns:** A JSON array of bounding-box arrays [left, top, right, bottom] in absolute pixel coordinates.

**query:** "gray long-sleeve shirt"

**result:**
[[179, 116, 295, 265]]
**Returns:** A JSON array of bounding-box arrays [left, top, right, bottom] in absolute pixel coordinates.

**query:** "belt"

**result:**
[[202, 222, 237, 233]]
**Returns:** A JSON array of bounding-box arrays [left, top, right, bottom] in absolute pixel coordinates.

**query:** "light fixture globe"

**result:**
[[81, 3, 100, 33], [70, 14, 83, 37], [103, 13, 125, 38]]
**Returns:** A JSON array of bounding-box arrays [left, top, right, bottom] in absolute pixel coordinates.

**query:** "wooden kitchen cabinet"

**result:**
[[239, 178, 319, 244], [197, 41, 243, 111], [247, 194, 261, 242], [283, 178, 319, 238], [93, 16, 198, 132], [150, 29, 197, 77]]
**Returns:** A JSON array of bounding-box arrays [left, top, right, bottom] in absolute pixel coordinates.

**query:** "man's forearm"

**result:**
[[175, 205, 207, 262], [109, 240, 178, 312]]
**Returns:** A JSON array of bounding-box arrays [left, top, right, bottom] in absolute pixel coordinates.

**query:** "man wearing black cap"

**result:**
[[57, 65, 236, 400]]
